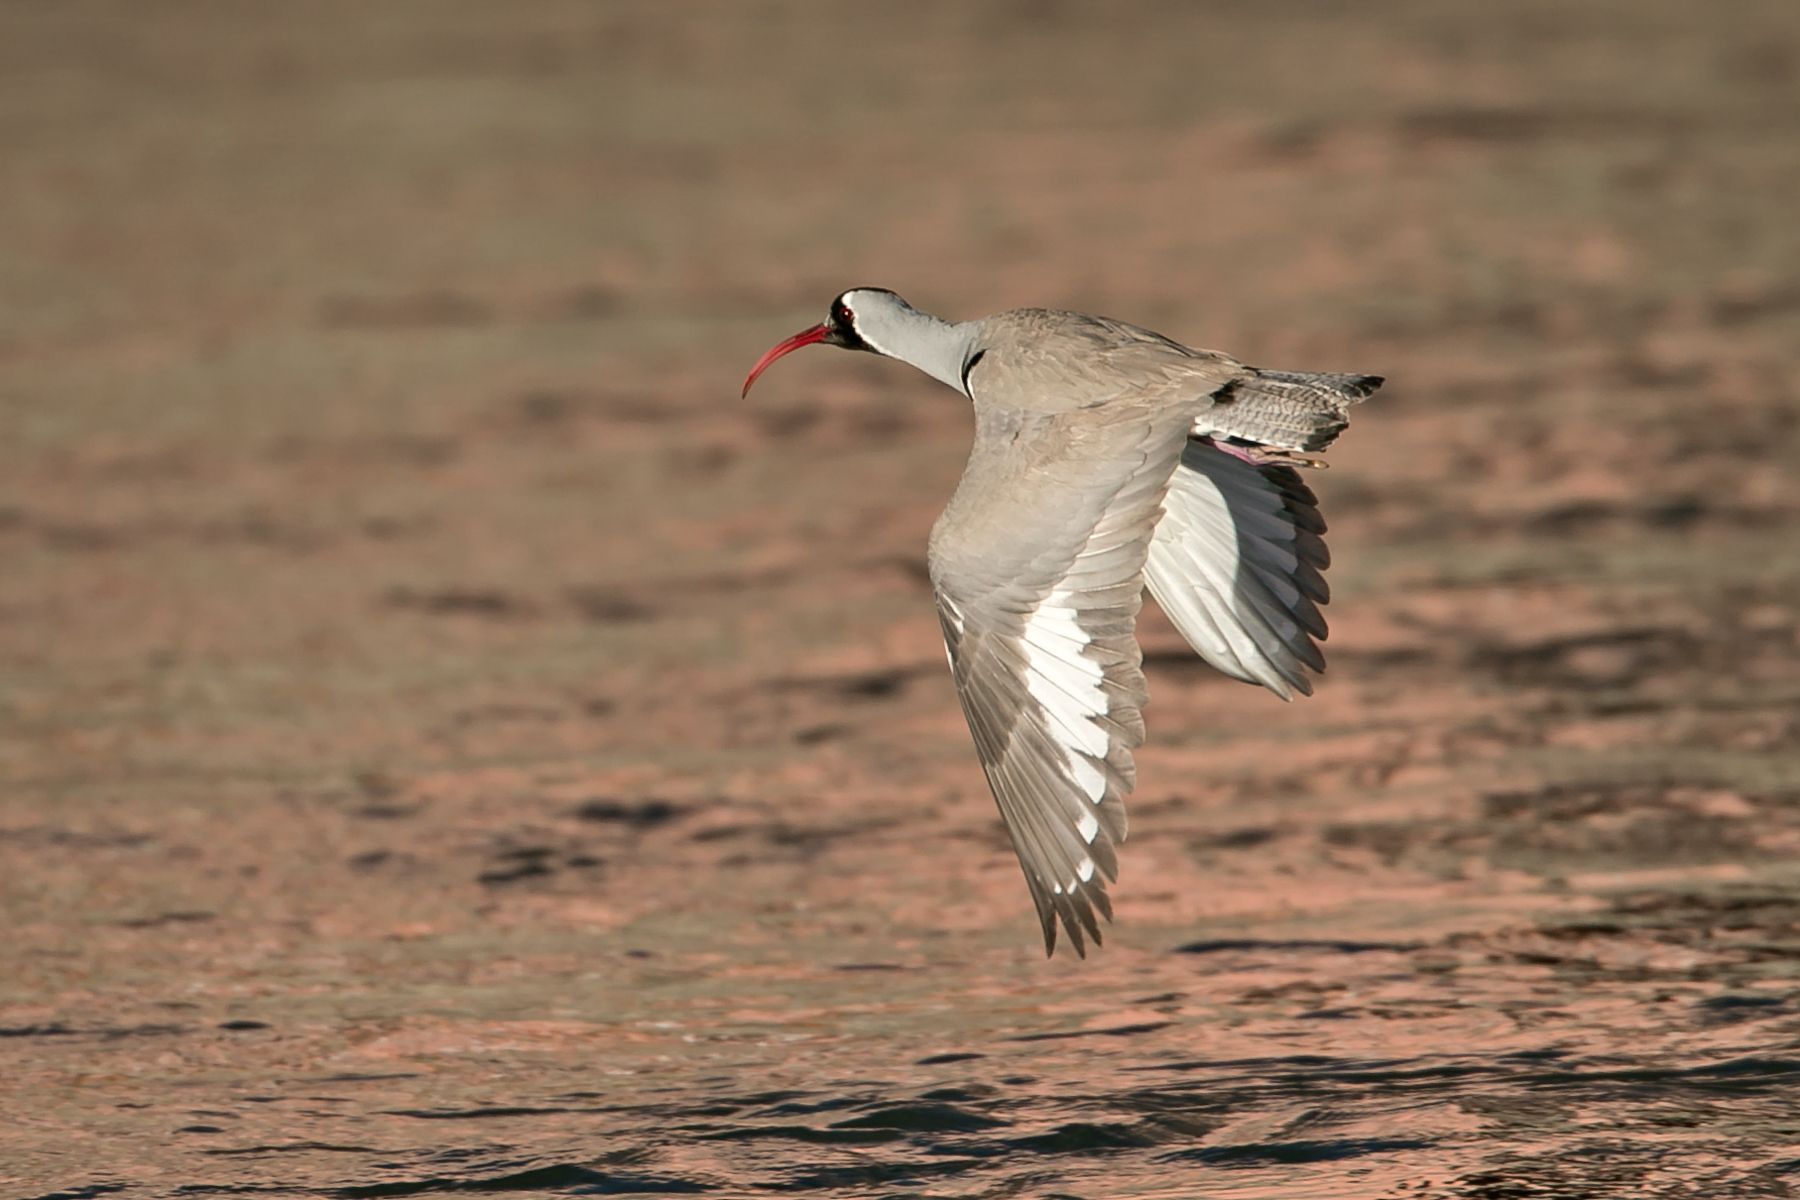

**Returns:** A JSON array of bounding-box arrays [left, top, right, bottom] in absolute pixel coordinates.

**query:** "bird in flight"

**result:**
[[743, 289, 1380, 956]]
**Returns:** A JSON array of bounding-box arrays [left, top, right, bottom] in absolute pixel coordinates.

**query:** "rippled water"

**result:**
[[7, 2, 1800, 1197], [13, 906, 1799, 1198]]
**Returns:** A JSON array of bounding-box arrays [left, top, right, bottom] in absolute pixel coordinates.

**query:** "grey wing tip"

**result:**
[[1043, 924, 1081, 959], [1029, 876, 1114, 959], [1034, 896, 1060, 958], [1049, 910, 1096, 960]]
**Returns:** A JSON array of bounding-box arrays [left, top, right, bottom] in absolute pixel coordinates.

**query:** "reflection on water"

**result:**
[[15, 912, 1798, 1199]]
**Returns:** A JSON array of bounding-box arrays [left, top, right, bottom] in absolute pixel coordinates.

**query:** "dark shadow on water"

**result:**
[[829, 1101, 1007, 1133], [48, 1053, 1800, 1196], [1173, 937, 1419, 955], [1005, 1021, 1174, 1043], [330, 1164, 708, 1196], [1162, 1137, 1435, 1166]]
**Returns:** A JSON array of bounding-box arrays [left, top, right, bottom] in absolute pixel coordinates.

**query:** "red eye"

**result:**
[[835, 305, 852, 324]]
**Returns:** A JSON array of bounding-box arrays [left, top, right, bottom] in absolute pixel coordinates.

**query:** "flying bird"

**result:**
[[742, 289, 1380, 956]]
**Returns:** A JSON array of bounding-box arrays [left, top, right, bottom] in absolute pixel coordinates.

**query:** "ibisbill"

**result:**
[[744, 288, 1382, 957]]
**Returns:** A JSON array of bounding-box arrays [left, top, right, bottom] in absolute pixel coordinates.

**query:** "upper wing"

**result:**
[[1144, 438, 1333, 699], [928, 403, 1193, 957]]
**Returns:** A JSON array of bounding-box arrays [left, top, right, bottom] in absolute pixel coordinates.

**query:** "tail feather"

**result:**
[[1204, 370, 1383, 454], [1254, 370, 1385, 405]]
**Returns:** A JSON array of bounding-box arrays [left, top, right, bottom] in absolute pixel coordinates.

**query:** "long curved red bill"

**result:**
[[741, 323, 830, 397]]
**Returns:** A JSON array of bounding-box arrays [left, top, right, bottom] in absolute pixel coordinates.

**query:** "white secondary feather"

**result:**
[[1019, 592, 1111, 764], [1018, 590, 1113, 895], [1075, 809, 1099, 844], [1146, 441, 1327, 699], [1069, 756, 1108, 804]]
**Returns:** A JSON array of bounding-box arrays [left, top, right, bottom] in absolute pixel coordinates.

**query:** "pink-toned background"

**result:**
[[3, 3, 1797, 1196]]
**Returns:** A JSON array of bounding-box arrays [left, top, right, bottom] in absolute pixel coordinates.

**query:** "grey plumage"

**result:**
[[742, 291, 1381, 956], [927, 306, 1377, 954]]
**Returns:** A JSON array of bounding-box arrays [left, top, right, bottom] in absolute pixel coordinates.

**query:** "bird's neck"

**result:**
[[862, 309, 979, 397]]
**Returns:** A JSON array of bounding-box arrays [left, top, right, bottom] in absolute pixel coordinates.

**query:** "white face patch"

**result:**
[[832, 289, 973, 394], [844, 297, 890, 358]]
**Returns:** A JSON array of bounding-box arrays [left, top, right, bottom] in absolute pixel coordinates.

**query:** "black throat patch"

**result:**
[[960, 348, 987, 393]]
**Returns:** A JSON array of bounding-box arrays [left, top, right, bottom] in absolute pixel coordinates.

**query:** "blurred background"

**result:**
[[3, 3, 1798, 1196]]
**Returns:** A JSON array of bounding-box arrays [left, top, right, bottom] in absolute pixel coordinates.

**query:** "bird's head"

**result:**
[[741, 287, 909, 397]]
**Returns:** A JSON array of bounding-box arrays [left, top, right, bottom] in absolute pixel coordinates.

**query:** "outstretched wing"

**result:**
[[1145, 438, 1334, 699], [928, 403, 1193, 957]]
